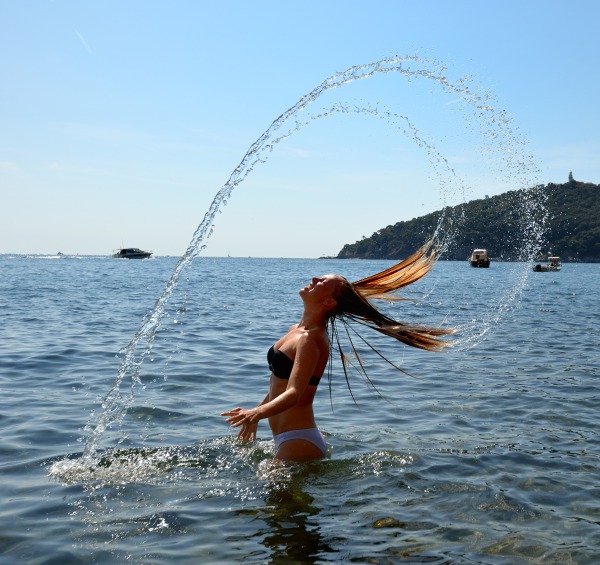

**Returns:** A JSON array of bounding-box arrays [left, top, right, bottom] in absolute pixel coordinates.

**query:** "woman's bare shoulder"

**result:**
[[296, 327, 328, 352]]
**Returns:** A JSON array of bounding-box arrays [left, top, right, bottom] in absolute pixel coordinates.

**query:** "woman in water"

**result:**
[[221, 241, 454, 461]]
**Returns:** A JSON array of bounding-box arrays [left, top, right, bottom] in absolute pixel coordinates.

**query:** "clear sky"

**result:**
[[1, 0, 598, 258]]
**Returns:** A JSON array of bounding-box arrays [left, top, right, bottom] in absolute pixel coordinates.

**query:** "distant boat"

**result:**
[[112, 247, 152, 259], [469, 248, 490, 268], [533, 256, 561, 272]]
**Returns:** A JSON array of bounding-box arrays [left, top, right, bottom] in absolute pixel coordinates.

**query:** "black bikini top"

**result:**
[[268, 346, 321, 387]]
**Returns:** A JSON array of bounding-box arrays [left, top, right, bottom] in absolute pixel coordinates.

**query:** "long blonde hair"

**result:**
[[327, 240, 454, 395]]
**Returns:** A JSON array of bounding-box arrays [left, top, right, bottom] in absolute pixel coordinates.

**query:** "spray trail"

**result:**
[[82, 55, 544, 457]]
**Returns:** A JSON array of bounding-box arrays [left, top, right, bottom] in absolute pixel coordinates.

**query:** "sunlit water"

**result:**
[[1, 255, 599, 563], [2, 56, 581, 563]]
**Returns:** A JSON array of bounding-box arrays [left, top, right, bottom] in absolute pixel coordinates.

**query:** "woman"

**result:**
[[221, 241, 454, 461]]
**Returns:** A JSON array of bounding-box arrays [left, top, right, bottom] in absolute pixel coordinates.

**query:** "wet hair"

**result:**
[[325, 240, 455, 398]]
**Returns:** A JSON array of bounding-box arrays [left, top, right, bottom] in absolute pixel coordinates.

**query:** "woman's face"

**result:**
[[300, 274, 344, 306]]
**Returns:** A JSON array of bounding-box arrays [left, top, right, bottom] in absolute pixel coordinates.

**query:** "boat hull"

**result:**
[[112, 248, 152, 259], [112, 254, 151, 259], [469, 249, 490, 268], [533, 257, 561, 272]]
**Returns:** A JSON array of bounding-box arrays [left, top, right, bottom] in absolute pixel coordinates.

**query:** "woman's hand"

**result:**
[[220, 407, 259, 442]]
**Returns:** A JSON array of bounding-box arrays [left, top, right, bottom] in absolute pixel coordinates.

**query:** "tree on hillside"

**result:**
[[336, 181, 600, 262]]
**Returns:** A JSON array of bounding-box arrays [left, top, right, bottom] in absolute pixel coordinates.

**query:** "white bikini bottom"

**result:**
[[273, 427, 327, 456]]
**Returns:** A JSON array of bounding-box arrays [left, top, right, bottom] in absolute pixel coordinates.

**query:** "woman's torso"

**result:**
[[267, 326, 329, 435]]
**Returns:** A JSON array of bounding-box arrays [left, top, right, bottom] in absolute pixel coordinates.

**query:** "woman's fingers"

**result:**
[[221, 408, 244, 423], [221, 407, 249, 427], [237, 425, 257, 442], [221, 408, 256, 436]]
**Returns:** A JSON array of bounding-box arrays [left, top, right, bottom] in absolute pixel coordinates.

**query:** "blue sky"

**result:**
[[1, 0, 598, 257]]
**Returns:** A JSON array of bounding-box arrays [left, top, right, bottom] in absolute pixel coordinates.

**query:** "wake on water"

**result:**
[[49, 54, 545, 483]]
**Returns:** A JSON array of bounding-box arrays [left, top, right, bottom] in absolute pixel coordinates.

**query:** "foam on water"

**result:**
[[51, 437, 269, 480]]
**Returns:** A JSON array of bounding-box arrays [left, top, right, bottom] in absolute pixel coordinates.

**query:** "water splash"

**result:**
[[52, 438, 271, 485], [81, 54, 545, 458]]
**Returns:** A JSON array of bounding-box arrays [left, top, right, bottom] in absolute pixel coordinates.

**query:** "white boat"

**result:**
[[469, 248, 490, 268], [533, 256, 561, 272], [112, 247, 152, 259]]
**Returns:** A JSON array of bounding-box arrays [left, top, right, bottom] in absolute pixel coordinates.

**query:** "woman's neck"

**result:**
[[298, 307, 327, 331]]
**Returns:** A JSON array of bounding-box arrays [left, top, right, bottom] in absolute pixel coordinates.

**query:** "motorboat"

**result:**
[[112, 247, 152, 259], [469, 248, 490, 268], [533, 256, 561, 272]]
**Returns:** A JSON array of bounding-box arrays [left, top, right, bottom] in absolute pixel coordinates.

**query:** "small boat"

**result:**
[[469, 249, 490, 268], [112, 247, 152, 259], [533, 256, 561, 272]]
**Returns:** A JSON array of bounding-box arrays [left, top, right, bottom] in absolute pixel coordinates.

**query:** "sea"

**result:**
[[1, 253, 598, 564]]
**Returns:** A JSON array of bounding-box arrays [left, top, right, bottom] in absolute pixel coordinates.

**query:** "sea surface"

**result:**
[[1, 254, 598, 564]]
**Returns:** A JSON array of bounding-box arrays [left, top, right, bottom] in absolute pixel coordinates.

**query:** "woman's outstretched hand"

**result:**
[[220, 407, 258, 442]]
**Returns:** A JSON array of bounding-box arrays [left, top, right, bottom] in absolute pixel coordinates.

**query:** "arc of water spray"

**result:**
[[82, 55, 542, 458]]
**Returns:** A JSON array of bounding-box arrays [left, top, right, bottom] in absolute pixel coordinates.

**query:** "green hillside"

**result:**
[[336, 178, 600, 262]]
